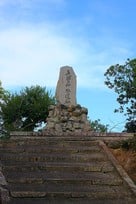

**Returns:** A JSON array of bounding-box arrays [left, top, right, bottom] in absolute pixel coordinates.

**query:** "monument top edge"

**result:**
[[60, 65, 73, 70]]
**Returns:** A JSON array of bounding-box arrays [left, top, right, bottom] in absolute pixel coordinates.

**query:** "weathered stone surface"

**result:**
[[45, 104, 91, 134], [1, 136, 136, 203], [0, 160, 10, 204], [55, 66, 76, 106], [43, 66, 92, 134], [0, 187, 10, 203]]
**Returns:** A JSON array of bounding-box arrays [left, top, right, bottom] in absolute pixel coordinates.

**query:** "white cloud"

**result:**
[[0, 24, 83, 88], [0, 22, 131, 90]]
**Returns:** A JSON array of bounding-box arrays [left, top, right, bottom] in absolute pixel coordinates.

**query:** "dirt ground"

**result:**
[[111, 148, 136, 184]]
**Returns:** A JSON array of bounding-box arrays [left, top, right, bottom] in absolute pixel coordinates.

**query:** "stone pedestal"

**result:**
[[45, 104, 91, 135]]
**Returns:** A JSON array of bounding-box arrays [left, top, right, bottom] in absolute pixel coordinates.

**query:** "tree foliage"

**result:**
[[119, 134, 136, 151], [0, 85, 55, 131], [124, 120, 136, 133], [0, 81, 6, 100], [0, 81, 10, 137], [0, 81, 3, 97], [104, 58, 136, 132], [90, 119, 109, 133]]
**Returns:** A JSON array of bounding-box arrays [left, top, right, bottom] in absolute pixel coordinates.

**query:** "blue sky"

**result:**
[[0, 0, 136, 132]]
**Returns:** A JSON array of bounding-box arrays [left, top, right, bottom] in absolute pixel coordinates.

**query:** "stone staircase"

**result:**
[[0, 135, 136, 204]]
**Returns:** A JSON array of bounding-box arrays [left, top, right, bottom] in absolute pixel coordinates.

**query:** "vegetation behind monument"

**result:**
[[0, 85, 55, 132], [104, 58, 136, 133]]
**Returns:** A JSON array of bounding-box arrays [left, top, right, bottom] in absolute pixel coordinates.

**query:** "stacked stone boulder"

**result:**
[[45, 104, 91, 135]]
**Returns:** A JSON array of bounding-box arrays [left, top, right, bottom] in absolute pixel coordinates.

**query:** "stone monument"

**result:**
[[55, 66, 76, 106], [44, 66, 91, 135]]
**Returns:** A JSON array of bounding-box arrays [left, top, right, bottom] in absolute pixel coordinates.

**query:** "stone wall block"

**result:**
[[44, 104, 91, 134], [72, 110, 81, 117], [81, 107, 88, 114], [81, 113, 88, 121]]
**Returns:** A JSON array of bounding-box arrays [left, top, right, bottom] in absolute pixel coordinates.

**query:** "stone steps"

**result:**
[[0, 139, 99, 148], [0, 145, 101, 154], [2, 161, 114, 173], [5, 171, 121, 183], [10, 186, 132, 199], [0, 136, 136, 203], [9, 197, 136, 204], [1, 152, 107, 164], [9, 176, 123, 188]]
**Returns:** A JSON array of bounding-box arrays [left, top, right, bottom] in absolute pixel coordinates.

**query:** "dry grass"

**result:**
[[111, 148, 136, 184]]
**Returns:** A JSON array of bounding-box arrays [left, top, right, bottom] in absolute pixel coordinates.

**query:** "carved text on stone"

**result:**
[[65, 70, 72, 104]]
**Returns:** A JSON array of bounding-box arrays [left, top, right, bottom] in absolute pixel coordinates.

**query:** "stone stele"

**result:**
[[55, 66, 77, 106], [44, 66, 92, 135]]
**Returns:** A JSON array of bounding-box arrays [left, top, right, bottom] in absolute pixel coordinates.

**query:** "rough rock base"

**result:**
[[44, 104, 91, 135]]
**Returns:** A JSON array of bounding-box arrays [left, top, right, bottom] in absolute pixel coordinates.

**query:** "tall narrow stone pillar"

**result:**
[[55, 66, 77, 106]]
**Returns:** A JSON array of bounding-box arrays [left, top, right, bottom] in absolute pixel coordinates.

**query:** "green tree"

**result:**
[[0, 81, 5, 99], [90, 119, 109, 133], [0, 81, 9, 101], [0, 81, 10, 137], [104, 58, 136, 132], [124, 120, 136, 133], [0, 85, 55, 131]]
